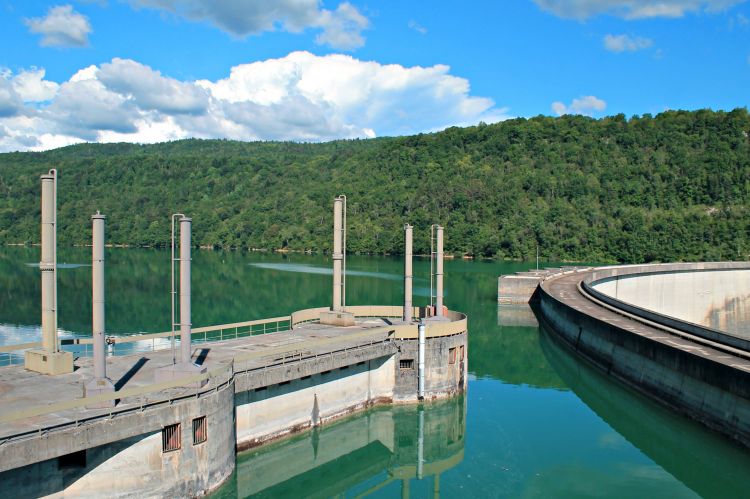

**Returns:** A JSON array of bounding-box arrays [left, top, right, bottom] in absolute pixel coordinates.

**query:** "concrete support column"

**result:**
[[92, 212, 106, 379], [180, 217, 192, 364], [40, 171, 57, 353], [403, 224, 413, 322], [332, 196, 344, 312], [84, 211, 115, 406], [435, 225, 444, 317], [418, 322, 425, 399]]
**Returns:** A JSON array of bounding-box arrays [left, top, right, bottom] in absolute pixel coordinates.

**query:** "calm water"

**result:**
[[1, 247, 749, 498]]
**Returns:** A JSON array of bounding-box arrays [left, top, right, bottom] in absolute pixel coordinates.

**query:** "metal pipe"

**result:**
[[40, 170, 57, 353], [403, 224, 413, 322], [418, 322, 425, 399], [332, 196, 344, 312], [180, 216, 192, 363], [92, 211, 106, 379], [436, 225, 444, 316]]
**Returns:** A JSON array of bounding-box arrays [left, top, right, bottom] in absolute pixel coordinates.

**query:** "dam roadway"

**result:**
[[537, 262, 750, 449]]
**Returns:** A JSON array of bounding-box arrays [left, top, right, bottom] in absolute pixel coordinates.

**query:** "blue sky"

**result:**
[[0, 0, 748, 151]]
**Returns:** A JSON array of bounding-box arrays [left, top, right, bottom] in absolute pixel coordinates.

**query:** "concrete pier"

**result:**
[[0, 306, 468, 497]]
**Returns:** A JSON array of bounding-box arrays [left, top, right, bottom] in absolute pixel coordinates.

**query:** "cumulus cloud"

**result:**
[[0, 51, 509, 152], [24, 5, 93, 47], [551, 95, 607, 116], [10, 68, 60, 102], [603, 34, 653, 52], [534, 0, 745, 19], [129, 0, 370, 50]]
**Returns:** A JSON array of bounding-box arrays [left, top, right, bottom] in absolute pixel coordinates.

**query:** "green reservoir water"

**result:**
[[1, 247, 749, 497]]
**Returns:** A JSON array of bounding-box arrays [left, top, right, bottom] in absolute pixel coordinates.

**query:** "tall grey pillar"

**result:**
[[40, 171, 57, 353], [92, 212, 106, 379], [180, 217, 192, 363], [332, 196, 344, 312], [403, 224, 413, 322], [435, 225, 444, 317]]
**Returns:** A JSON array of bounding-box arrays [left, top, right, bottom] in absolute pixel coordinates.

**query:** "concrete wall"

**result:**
[[537, 283, 750, 449], [235, 357, 395, 449], [498, 275, 543, 304], [592, 269, 750, 338], [1, 380, 236, 498], [394, 333, 467, 402]]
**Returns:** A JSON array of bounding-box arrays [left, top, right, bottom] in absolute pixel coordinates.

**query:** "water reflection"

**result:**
[[538, 319, 750, 498], [214, 397, 466, 498]]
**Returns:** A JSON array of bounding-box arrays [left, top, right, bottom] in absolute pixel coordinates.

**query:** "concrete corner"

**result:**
[[24, 349, 73, 375]]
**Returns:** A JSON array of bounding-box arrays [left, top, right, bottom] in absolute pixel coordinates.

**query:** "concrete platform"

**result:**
[[0, 317, 395, 441]]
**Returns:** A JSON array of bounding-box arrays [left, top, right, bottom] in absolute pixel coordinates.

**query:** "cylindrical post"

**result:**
[[418, 322, 425, 399], [180, 217, 192, 364], [435, 225, 444, 317], [332, 196, 344, 312], [92, 212, 106, 379], [417, 408, 424, 479], [403, 224, 413, 322], [40, 171, 57, 353]]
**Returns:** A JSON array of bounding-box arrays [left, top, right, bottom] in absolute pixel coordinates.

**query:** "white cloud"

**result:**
[[129, 0, 370, 50], [408, 20, 428, 34], [10, 68, 60, 102], [534, 0, 745, 20], [551, 95, 607, 116], [603, 34, 653, 52], [0, 52, 509, 152], [24, 5, 92, 47]]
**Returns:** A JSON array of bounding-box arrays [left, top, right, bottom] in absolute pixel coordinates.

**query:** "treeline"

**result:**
[[0, 108, 748, 263]]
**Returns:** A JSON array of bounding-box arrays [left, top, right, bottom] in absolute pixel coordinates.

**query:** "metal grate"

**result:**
[[162, 423, 181, 452], [193, 416, 207, 445], [399, 359, 414, 369]]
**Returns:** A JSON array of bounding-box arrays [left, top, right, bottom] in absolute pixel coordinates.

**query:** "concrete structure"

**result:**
[[403, 224, 413, 323], [435, 225, 444, 317], [497, 267, 592, 304], [536, 262, 750, 449], [155, 216, 206, 386], [0, 306, 468, 497], [25, 169, 73, 375], [321, 195, 355, 326], [83, 212, 114, 406]]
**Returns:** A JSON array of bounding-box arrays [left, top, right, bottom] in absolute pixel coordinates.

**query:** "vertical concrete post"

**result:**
[[435, 225, 444, 317], [332, 196, 344, 312], [26, 169, 72, 375], [403, 224, 413, 322], [92, 212, 106, 379], [418, 322, 425, 399], [180, 216, 192, 364], [40, 171, 57, 353], [84, 211, 114, 406]]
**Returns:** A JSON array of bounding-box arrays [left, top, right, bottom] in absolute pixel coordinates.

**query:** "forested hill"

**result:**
[[0, 109, 748, 263]]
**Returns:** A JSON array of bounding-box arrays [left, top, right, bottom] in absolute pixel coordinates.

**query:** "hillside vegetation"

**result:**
[[0, 109, 748, 263]]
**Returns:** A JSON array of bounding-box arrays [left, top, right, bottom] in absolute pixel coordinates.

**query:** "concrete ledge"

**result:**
[[319, 311, 356, 326]]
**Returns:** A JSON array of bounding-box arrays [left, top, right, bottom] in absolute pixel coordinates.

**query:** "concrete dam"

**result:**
[[535, 262, 750, 449], [0, 174, 468, 497]]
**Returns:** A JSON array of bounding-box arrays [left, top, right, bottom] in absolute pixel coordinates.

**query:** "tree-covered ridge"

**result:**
[[0, 108, 748, 263]]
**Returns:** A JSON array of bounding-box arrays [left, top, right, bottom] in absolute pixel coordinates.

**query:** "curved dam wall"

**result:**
[[537, 263, 750, 449], [591, 266, 750, 338]]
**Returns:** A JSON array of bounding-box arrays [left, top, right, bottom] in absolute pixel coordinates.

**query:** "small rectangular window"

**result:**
[[449, 347, 456, 364], [193, 416, 207, 445], [399, 359, 414, 369], [162, 423, 181, 452], [459, 345, 465, 361]]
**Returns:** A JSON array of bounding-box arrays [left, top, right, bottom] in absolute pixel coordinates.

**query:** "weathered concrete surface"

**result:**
[[538, 264, 750, 449], [591, 265, 750, 338], [394, 332, 467, 402]]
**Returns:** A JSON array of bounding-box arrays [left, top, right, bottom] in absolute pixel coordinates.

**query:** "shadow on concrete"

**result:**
[[194, 348, 210, 366], [114, 357, 149, 391]]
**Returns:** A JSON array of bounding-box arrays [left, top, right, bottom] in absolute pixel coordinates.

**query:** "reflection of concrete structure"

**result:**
[[497, 303, 539, 328], [537, 262, 750, 449], [230, 396, 466, 498], [539, 325, 750, 499]]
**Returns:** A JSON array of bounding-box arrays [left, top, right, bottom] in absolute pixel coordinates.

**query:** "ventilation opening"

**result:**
[[399, 359, 414, 369], [459, 345, 465, 361], [193, 416, 207, 445], [449, 347, 456, 364], [162, 423, 181, 453], [58, 449, 86, 469]]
